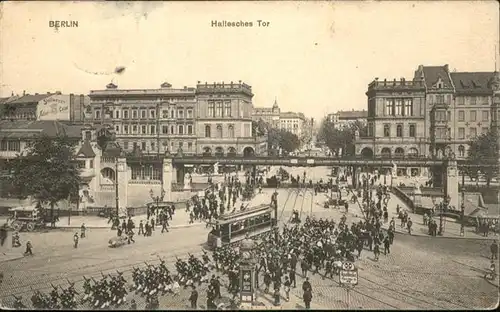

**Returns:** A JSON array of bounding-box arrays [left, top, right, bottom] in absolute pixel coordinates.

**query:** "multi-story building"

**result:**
[[449, 72, 496, 159], [195, 81, 266, 157], [0, 91, 87, 122], [252, 98, 281, 128], [87, 82, 197, 155], [279, 111, 306, 137], [355, 76, 427, 176], [327, 110, 368, 130], [356, 63, 499, 178]]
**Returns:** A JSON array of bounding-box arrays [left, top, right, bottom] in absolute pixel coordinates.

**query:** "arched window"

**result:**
[[216, 125, 223, 138], [458, 145, 465, 157], [228, 125, 235, 138], [394, 147, 404, 158], [381, 147, 391, 158], [408, 148, 419, 158], [205, 125, 211, 138], [396, 125, 403, 137]]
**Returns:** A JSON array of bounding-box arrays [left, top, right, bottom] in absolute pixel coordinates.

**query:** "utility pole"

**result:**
[[115, 158, 119, 217]]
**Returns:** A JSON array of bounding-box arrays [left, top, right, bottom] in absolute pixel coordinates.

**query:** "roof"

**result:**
[[0, 120, 82, 139], [76, 140, 96, 158], [450, 72, 495, 94], [337, 110, 368, 119], [280, 111, 305, 119], [416, 65, 454, 90], [8, 94, 53, 105]]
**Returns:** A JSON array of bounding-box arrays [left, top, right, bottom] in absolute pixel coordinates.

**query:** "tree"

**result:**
[[252, 119, 269, 137], [317, 117, 368, 156], [7, 134, 82, 218], [466, 128, 499, 187], [267, 128, 300, 154]]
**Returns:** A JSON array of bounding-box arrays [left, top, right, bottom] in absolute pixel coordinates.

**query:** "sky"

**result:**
[[0, 1, 498, 121]]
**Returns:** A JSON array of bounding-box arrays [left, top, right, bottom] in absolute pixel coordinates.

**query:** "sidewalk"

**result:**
[[384, 190, 497, 240], [0, 250, 25, 263]]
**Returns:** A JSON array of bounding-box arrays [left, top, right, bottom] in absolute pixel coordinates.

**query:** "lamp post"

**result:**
[[149, 188, 166, 219], [460, 169, 466, 236]]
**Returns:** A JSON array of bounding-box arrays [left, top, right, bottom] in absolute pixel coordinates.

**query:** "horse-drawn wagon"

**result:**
[[7, 205, 53, 232]]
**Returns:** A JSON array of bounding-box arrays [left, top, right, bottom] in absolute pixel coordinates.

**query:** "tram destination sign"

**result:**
[[339, 268, 358, 285]]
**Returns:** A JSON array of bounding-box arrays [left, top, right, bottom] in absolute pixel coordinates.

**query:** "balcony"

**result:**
[[80, 168, 96, 178], [368, 78, 425, 90], [101, 156, 116, 164]]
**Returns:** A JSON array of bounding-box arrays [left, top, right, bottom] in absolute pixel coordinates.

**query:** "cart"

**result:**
[[8, 205, 48, 232]]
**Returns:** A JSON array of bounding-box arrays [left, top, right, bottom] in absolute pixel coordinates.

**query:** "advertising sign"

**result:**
[[37, 94, 70, 120], [241, 269, 253, 293], [339, 268, 358, 285]]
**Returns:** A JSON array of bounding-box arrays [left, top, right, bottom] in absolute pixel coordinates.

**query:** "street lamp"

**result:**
[[149, 188, 166, 219]]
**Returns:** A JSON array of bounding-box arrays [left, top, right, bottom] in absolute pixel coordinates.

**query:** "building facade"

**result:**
[[356, 63, 499, 177], [356, 76, 427, 176], [327, 110, 368, 130], [279, 111, 306, 137], [0, 92, 87, 122], [252, 98, 281, 128], [87, 82, 197, 155], [195, 81, 267, 157]]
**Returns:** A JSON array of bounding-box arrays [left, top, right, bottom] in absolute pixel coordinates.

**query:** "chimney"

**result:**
[[418, 65, 424, 71], [55, 91, 62, 95], [35, 93, 39, 95], [444, 64, 449, 72], [47, 92, 50, 95], [23, 90, 26, 96]]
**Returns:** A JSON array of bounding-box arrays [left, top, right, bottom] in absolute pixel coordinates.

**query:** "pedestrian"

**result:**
[[383, 237, 390, 255], [289, 268, 296, 288], [80, 223, 86, 238], [189, 285, 198, 309], [24, 240, 33, 256], [73, 232, 79, 248], [138, 220, 144, 235], [374, 243, 380, 261], [129, 299, 137, 310], [407, 218, 413, 235], [303, 288, 312, 310], [491, 240, 498, 260], [161, 219, 169, 233], [127, 230, 135, 244], [151, 218, 155, 231], [283, 276, 291, 301]]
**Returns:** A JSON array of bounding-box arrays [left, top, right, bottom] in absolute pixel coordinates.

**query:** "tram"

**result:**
[[206, 204, 277, 249]]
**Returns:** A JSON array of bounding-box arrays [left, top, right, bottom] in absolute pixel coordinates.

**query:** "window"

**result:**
[[216, 102, 223, 117], [396, 124, 403, 137], [404, 99, 413, 116], [482, 96, 489, 105], [385, 99, 394, 116], [187, 125, 193, 135], [140, 125, 146, 134], [216, 125, 223, 138], [140, 110, 146, 119], [458, 145, 465, 157], [208, 102, 215, 117], [123, 141, 129, 150], [150, 110, 155, 119], [178, 110, 184, 119], [470, 110, 476, 122], [224, 101, 231, 117], [436, 95, 444, 104], [187, 109, 193, 118], [447, 111, 451, 122], [141, 142, 146, 150], [162, 125, 168, 134], [132, 125, 138, 133], [133, 142, 138, 150], [395, 99, 403, 115], [115, 125, 120, 133], [170, 110, 175, 119], [409, 124, 416, 137], [131, 165, 161, 181], [458, 110, 465, 122], [115, 111, 119, 119], [458, 127, 465, 139], [90, 160, 94, 169], [482, 110, 489, 121], [7, 141, 20, 152], [188, 142, 193, 151], [457, 97, 464, 105], [469, 127, 477, 138], [228, 125, 235, 138], [170, 125, 175, 134], [150, 125, 156, 134], [178, 125, 184, 135], [383, 124, 390, 137], [123, 110, 129, 119], [470, 96, 476, 105], [151, 142, 155, 151], [482, 127, 489, 134], [95, 110, 101, 119], [0, 140, 6, 151], [205, 125, 211, 137], [85, 131, 92, 140], [121, 125, 127, 134], [132, 110, 138, 119]]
